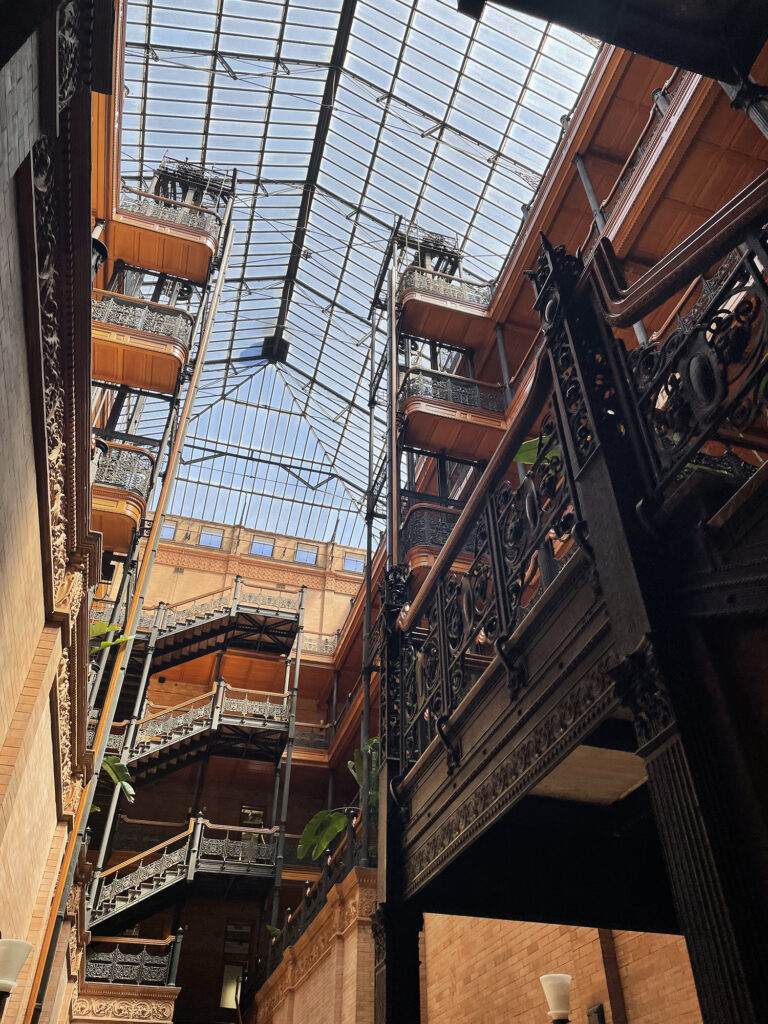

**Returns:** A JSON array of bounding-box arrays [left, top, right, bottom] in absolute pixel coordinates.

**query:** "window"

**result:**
[[250, 538, 274, 558], [239, 806, 264, 828], [219, 963, 243, 1009], [343, 554, 364, 573], [199, 528, 223, 548], [159, 522, 176, 540], [295, 545, 317, 565]]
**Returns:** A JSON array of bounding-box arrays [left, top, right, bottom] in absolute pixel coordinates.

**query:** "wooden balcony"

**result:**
[[108, 186, 223, 283], [91, 443, 154, 552], [399, 367, 506, 460], [399, 501, 472, 588], [397, 268, 493, 347], [92, 289, 193, 393]]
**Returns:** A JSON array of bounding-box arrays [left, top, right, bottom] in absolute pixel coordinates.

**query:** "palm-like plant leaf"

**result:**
[[102, 755, 136, 803]]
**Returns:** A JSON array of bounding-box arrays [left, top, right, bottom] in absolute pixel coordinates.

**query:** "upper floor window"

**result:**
[[295, 545, 317, 565], [250, 538, 274, 558], [159, 521, 176, 540], [343, 554, 364, 573], [199, 528, 223, 549]]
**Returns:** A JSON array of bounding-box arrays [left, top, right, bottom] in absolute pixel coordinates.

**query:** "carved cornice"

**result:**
[[72, 984, 180, 1023]]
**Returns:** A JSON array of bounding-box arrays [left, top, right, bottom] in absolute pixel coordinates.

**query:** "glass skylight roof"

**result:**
[[121, 0, 599, 546]]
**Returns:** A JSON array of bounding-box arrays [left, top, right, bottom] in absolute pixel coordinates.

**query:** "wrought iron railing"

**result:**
[[94, 445, 154, 500], [301, 631, 339, 655], [92, 289, 195, 347], [199, 823, 278, 868], [263, 813, 373, 978], [294, 722, 331, 749], [120, 185, 222, 237], [618, 242, 766, 494], [398, 267, 493, 307], [399, 367, 505, 413], [88, 681, 290, 758], [85, 938, 177, 986], [400, 504, 462, 554], [90, 817, 279, 924]]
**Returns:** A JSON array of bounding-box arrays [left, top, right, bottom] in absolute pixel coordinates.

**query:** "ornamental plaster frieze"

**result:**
[[152, 547, 361, 595], [71, 983, 180, 1024]]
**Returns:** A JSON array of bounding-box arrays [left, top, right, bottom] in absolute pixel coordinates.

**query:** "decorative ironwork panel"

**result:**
[[85, 945, 172, 986], [621, 241, 768, 492], [400, 368, 505, 412], [99, 840, 189, 907], [400, 506, 461, 554], [120, 190, 221, 236], [92, 293, 194, 346], [399, 268, 493, 307], [135, 698, 214, 746], [239, 588, 299, 612], [199, 830, 277, 866], [301, 632, 339, 654], [222, 695, 289, 722], [95, 447, 154, 499]]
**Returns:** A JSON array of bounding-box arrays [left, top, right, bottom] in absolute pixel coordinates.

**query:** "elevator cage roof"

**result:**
[[121, 0, 599, 545]]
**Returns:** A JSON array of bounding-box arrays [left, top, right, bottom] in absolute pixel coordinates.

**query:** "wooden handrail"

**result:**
[[92, 288, 196, 323], [648, 274, 702, 342], [121, 183, 223, 225], [100, 820, 195, 878], [90, 935, 175, 948], [118, 815, 188, 828], [202, 820, 279, 836], [148, 585, 231, 611], [136, 686, 217, 725], [399, 345, 550, 633]]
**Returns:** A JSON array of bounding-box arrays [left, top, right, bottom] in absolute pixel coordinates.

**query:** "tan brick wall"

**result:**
[[422, 915, 703, 1024], [0, 32, 45, 753], [613, 930, 701, 1024]]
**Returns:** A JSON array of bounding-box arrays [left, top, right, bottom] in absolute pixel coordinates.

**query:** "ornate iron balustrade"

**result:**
[[400, 504, 462, 554], [87, 719, 126, 753], [199, 824, 278, 868], [94, 446, 154, 500], [92, 290, 194, 347], [85, 941, 174, 986], [399, 267, 493, 307], [239, 587, 300, 612], [120, 187, 222, 237], [98, 833, 191, 910], [398, 398, 580, 770], [222, 689, 289, 722], [400, 368, 505, 413], [301, 632, 339, 655], [135, 692, 215, 746], [618, 238, 768, 494]]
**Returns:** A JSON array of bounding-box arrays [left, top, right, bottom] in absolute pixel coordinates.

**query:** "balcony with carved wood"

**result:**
[[398, 367, 506, 460], [108, 186, 223, 284], [397, 267, 493, 347], [91, 443, 154, 552], [92, 289, 194, 393]]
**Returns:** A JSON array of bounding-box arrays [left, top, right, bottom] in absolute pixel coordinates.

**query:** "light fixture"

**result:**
[[0, 939, 33, 1016], [540, 973, 572, 1022]]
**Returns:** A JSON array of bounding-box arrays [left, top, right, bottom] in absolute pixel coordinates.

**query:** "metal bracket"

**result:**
[[436, 716, 461, 775]]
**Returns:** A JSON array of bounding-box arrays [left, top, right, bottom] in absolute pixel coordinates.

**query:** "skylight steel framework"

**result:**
[[121, 0, 599, 545]]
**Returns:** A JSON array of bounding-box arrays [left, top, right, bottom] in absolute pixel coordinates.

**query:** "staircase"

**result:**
[[89, 817, 280, 927], [92, 579, 302, 718], [88, 681, 291, 780]]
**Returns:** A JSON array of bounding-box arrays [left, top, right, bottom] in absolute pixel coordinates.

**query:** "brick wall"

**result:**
[[0, 32, 45, 753], [421, 914, 702, 1024]]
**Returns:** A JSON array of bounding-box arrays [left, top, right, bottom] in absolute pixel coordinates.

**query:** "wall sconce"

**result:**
[[540, 973, 572, 1023], [0, 939, 34, 1017]]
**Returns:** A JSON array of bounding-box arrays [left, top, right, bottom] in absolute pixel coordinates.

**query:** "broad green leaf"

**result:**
[[90, 620, 116, 639], [309, 813, 348, 860], [89, 634, 133, 656], [102, 755, 135, 803], [297, 810, 333, 860], [265, 924, 280, 938]]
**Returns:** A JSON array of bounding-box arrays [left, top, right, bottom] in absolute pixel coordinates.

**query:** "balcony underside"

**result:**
[[92, 322, 187, 393], [108, 215, 216, 284], [399, 289, 491, 348], [91, 484, 145, 552], [400, 395, 506, 460]]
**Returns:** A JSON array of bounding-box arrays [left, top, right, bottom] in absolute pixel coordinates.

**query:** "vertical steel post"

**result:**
[[494, 323, 512, 406], [386, 245, 400, 569], [270, 590, 305, 927], [270, 657, 292, 827]]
